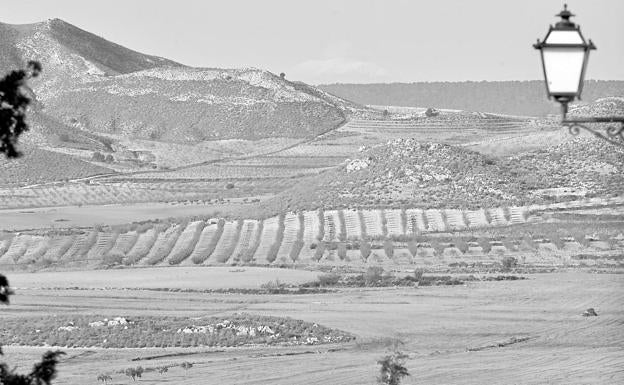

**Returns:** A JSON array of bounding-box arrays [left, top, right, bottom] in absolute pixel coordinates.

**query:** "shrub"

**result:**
[[97, 373, 112, 383], [383, 240, 394, 259], [157, 366, 168, 375], [101, 252, 124, 268], [413, 268, 424, 283], [92, 151, 106, 162], [424, 107, 439, 117], [501, 256, 517, 271], [313, 242, 325, 261], [337, 243, 347, 260], [318, 272, 341, 287], [260, 279, 286, 291], [377, 350, 410, 385], [360, 241, 372, 260], [124, 366, 144, 381], [364, 266, 384, 286]]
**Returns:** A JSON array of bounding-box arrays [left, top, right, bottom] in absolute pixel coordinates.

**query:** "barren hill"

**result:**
[[0, 19, 351, 145]]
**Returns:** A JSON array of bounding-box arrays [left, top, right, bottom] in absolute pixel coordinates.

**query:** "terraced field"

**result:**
[[2, 197, 623, 271]]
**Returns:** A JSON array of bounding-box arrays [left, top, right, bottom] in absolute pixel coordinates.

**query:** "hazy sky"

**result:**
[[2, 0, 623, 84]]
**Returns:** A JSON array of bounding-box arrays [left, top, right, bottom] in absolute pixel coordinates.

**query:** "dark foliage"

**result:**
[[124, 366, 143, 381], [0, 274, 13, 304], [1, 274, 64, 385], [0, 350, 65, 385], [0, 61, 41, 158], [377, 350, 410, 385]]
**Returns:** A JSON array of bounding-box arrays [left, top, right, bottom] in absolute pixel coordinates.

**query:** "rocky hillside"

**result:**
[[269, 132, 623, 212], [0, 19, 351, 144]]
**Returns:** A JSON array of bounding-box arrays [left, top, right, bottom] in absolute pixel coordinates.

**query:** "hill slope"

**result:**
[[0, 19, 352, 144]]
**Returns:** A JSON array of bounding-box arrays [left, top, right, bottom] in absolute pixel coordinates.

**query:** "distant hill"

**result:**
[[0, 19, 354, 144], [319, 81, 624, 117]]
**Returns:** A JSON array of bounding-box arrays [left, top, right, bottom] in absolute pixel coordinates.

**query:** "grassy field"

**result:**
[[1, 270, 622, 384]]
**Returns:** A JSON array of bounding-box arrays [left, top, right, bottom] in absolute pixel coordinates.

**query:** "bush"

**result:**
[[364, 266, 384, 286], [424, 107, 439, 117], [413, 268, 424, 283], [124, 366, 144, 381], [337, 243, 347, 260], [318, 273, 341, 287], [501, 256, 517, 271], [92, 151, 106, 162], [383, 240, 394, 259], [101, 252, 124, 268], [260, 279, 286, 291], [313, 242, 325, 261], [377, 350, 410, 385], [360, 241, 372, 260]]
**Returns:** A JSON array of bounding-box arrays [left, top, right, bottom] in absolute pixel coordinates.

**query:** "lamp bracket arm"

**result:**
[[561, 119, 624, 148]]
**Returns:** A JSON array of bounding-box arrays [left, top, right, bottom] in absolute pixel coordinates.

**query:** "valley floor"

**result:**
[[2, 270, 622, 384]]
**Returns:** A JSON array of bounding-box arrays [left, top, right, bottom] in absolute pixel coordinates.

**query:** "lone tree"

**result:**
[[0, 60, 42, 158]]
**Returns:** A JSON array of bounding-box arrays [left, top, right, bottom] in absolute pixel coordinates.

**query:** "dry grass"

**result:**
[[1, 271, 622, 385]]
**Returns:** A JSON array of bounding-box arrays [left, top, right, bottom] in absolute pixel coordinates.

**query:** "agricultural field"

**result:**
[[1, 269, 622, 384], [1, 197, 623, 272]]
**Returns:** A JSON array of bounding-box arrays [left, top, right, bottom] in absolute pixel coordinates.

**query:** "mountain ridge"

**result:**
[[0, 18, 358, 146], [319, 81, 624, 117]]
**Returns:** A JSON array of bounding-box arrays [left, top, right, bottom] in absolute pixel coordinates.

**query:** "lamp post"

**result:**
[[534, 4, 624, 146]]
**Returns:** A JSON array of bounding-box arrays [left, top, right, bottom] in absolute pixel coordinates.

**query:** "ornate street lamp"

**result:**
[[534, 4, 623, 146]]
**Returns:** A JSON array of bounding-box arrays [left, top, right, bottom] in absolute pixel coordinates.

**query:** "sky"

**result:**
[[1, 0, 623, 84]]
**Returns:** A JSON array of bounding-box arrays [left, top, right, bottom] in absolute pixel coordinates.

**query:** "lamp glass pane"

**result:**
[[545, 30, 584, 44], [542, 48, 585, 94]]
